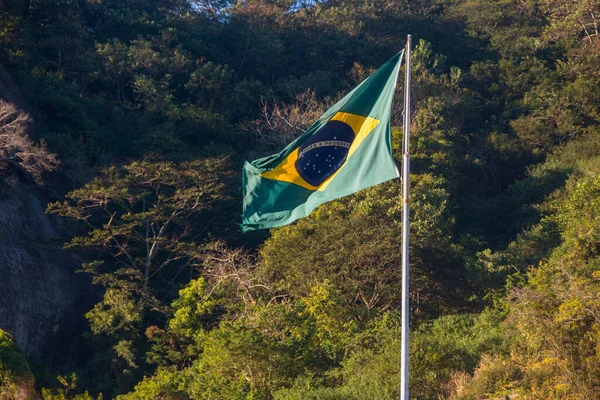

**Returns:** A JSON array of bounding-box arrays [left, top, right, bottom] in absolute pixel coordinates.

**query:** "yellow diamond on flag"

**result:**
[[261, 111, 380, 191]]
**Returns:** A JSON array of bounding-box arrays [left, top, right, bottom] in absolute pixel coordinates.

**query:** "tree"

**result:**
[[48, 157, 232, 384], [0, 99, 58, 181], [259, 173, 472, 321]]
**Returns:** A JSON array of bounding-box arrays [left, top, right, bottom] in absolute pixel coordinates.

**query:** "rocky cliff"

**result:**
[[0, 64, 89, 359]]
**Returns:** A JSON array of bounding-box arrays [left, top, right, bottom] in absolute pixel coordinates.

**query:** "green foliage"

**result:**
[[260, 173, 473, 321], [48, 156, 230, 299], [124, 280, 358, 399], [274, 310, 506, 400], [41, 374, 102, 400], [47, 157, 232, 393], [453, 154, 600, 398], [2, 0, 600, 397], [115, 368, 188, 400], [0, 329, 34, 400]]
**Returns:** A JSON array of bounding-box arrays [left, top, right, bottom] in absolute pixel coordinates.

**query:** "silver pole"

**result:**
[[400, 34, 412, 400]]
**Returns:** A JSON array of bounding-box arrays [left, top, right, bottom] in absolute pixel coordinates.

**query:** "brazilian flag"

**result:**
[[241, 50, 404, 232]]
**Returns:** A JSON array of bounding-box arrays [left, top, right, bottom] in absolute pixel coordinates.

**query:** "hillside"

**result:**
[[1, 0, 600, 399]]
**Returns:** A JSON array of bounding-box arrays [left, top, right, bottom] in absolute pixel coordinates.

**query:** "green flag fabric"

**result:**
[[241, 50, 404, 232]]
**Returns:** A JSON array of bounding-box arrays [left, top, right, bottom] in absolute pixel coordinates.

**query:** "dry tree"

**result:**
[[0, 100, 58, 182]]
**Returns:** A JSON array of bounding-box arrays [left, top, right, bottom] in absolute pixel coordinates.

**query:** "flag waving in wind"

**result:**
[[241, 50, 404, 232]]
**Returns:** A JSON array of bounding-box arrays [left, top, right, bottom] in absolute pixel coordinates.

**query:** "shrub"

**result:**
[[0, 329, 35, 399]]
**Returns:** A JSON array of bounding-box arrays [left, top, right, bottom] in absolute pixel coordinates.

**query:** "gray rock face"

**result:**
[[0, 171, 83, 357], [0, 63, 87, 358]]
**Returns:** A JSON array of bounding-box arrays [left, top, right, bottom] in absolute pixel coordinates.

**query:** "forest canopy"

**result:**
[[1, 0, 600, 399]]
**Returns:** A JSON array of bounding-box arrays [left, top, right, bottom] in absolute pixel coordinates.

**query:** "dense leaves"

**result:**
[[1, 0, 600, 398], [0, 330, 35, 399]]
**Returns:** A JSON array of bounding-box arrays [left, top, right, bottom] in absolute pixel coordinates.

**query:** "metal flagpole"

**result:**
[[400, 34, 412, 400]]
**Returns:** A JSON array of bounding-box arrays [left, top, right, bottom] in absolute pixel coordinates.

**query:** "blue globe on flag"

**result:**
[[295, 120, 354, 187]]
